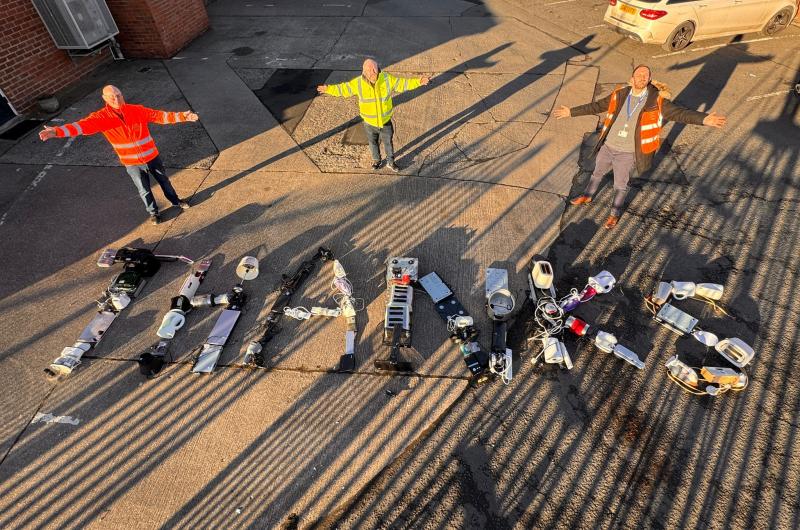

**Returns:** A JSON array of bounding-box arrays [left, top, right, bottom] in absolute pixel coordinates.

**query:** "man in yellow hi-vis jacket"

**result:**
[[317, 59, 430, 171]]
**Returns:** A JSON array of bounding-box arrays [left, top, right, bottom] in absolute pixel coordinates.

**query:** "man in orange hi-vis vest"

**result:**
[[553, 65, 726, 229], [39, 85, 199, 225]]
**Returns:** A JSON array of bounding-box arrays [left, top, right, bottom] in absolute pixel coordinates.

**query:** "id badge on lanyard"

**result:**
[[619, 90, 646, 138]]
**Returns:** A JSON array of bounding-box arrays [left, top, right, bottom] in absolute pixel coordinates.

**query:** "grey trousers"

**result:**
[[589, 144, 635, 191], [586, 144, 635, 216]]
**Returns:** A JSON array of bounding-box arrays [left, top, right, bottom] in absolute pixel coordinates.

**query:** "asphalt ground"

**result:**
[[0, 0, 798, 528]]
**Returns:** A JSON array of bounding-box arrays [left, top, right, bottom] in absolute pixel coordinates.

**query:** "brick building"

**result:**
[[0, 0, 208, 131]]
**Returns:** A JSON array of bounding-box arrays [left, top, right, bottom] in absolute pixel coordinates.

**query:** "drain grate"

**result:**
[[0, 119, 43, 141]]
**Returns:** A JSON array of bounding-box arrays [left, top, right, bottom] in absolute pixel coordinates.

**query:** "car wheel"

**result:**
[[760, 8, 793, 36], [662, 22, 695, 52]]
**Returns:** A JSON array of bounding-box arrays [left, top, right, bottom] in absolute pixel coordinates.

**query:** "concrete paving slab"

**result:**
[[207, 0, 368, 17], [180, 15, 351, 67], [452, 16, 589, 74], [435, 128, 581, 194], [231, 67, 278, 91], [0, 360, 465, 529], [422, 64, 598, 194], [363, 0, 479, 17], [314, 16, 466, 72], [464, 72, 562, 123], [113, 168, 562, 378], [165, 57, 319, 173], [0, 62, 217, 170], [0, 166, 206, 459], [542, 63, 604, 135]]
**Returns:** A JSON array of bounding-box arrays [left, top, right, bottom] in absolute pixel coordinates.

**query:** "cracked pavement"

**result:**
[[0, 0, 799, 529]]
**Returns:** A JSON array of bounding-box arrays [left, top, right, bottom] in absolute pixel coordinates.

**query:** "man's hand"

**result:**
[[184, 111, 199, 122], [703, 111, 726, 128], [552, 105, 571, 119], [39, 126, 57, 141], [317, 85, 328, 94], [420, 77, 431, 86]]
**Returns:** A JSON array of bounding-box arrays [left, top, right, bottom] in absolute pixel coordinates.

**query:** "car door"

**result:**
[[688, 0, 740, 36], [726, 0, 773, 31]]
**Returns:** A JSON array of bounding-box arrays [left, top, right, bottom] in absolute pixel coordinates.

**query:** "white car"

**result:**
[[604, 0, 797, 51]]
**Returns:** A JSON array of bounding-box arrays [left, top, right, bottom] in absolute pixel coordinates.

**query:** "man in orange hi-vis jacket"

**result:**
[[40, 85, 199, 225]]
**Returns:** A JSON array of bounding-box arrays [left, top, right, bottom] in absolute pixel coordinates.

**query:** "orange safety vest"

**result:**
[[54, 104, 191, 166], [601, 87, 664, 154]]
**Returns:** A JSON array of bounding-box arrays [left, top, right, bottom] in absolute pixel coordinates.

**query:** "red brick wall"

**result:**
[[107, 0, 209, 59], [0, 0, 111, 113]]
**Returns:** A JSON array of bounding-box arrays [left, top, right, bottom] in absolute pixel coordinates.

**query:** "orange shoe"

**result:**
[[569, 195, 592, 205], [604, 215, 619, 229]]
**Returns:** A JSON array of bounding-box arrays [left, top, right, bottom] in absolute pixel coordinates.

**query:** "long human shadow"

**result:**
[[325, 83, 800, 527], [659, 38, 773, 172], [393, 36, 599, 167], [0, 154, 548, 529], [156, 225, 488, 529], [0, 213, 389, 530], [0, 8, 604, 524]]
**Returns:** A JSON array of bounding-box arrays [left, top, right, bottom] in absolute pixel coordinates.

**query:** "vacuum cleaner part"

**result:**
[[47, 248, 194, 380], [192, 256, 259, 373], [376, 257, 418, 372], [244, 247, 334, 367], [419, 271, 490, 383]]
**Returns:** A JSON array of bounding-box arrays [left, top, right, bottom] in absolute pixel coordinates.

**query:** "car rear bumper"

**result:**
[[605, 21, 645, 42]]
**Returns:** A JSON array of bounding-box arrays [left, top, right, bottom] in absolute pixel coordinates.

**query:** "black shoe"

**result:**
[[386, 161, 400, 172], [149, 214, 161, 225], [177, 200, 190, 210], [371, 160, 383, 170]]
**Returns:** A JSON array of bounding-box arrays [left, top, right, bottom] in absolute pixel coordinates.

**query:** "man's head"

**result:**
[[102, 85, 125, 109], [630, 65, 651, 91], [362, 59, 380, 83]]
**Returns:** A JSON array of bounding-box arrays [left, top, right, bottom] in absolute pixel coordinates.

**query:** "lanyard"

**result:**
[[626, 89, 647, 120]]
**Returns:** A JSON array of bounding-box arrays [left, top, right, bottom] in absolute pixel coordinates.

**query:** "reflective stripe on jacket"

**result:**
[[570, 83, 707, 174], [600, 86, 664, 154], [54, 105, 191, 166], [325, 72, 422, 127]]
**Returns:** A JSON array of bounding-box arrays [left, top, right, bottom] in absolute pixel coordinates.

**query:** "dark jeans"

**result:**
[[363, 120, 394, 163], [125, 155, 180, 215]]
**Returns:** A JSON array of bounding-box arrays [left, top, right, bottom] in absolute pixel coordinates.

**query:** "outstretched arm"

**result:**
[[317, 79, 358, 97], [39, 113, 117, 141], [386, 73, 429, 94], [553, 92, 615, 120], [144, 108, 199, 125], [662, 100, 725, 128]]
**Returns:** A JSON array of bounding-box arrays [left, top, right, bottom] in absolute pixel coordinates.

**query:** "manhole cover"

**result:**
[[254, 69, 333, 135]]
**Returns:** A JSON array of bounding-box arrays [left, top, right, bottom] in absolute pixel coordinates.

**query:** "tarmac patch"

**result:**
[[254, 68, 334, 135]]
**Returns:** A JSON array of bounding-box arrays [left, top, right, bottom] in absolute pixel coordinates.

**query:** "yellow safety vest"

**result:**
[[326, 72, 422, 127]]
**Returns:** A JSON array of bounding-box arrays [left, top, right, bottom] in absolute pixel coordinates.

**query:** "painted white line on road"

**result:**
[[652, 35, 800, 58], [0, 136, 74, 226], [27, 164, 53, 191], [32, 412, 81, 426], [746, 90, 791, 101], [545, 0, 577, 4], [586, 24, 606, 29], [55, 136, 76, 157]]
